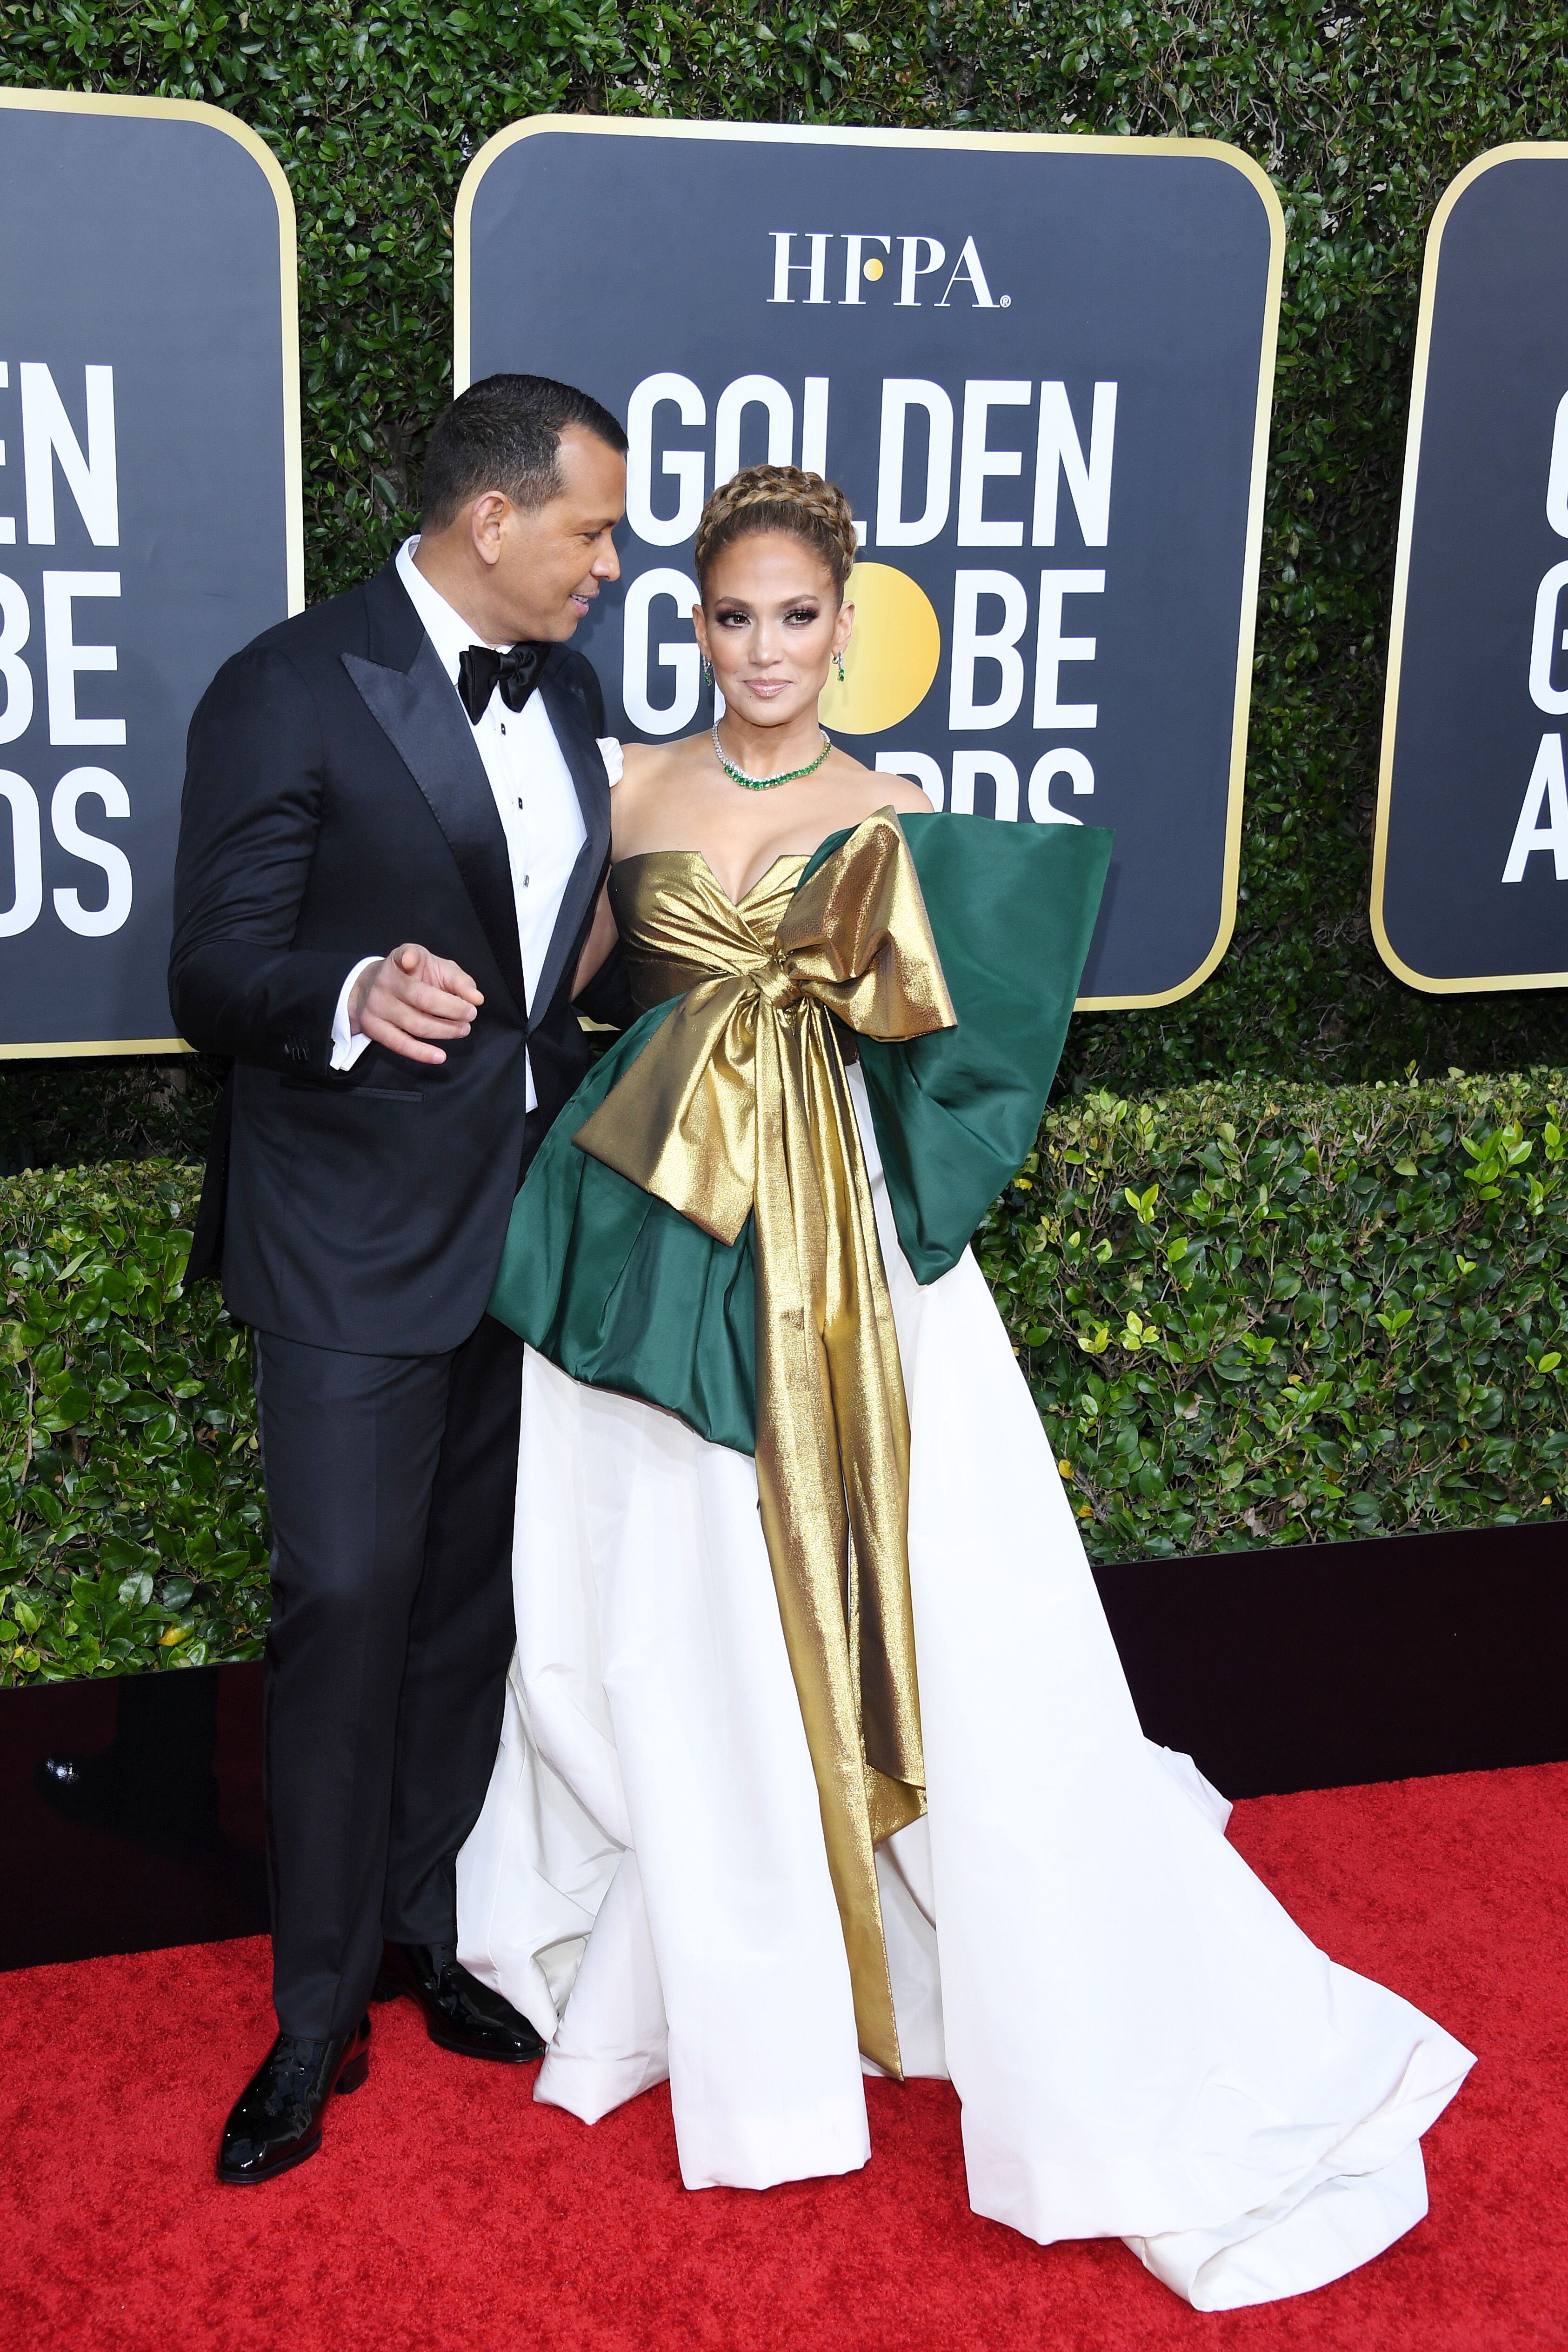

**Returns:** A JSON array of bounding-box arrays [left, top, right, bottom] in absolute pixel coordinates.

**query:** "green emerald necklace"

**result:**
[[712, 721, 832, 791]]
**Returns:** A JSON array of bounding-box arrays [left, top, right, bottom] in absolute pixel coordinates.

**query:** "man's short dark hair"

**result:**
[[420, 374, 627, 529]]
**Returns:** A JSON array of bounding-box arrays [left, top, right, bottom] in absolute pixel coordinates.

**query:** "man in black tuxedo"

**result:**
[[169, 374, 628, 2184]]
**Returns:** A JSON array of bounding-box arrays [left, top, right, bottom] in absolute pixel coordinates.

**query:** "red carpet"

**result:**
[[2, 1763, 1565, 2352]]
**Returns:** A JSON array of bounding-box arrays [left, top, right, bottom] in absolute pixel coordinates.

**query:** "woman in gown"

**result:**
[[456, 465, 1472, 2311]]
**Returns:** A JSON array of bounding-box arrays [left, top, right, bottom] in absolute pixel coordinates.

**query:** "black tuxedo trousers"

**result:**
[[254, 1305, 525, 2038], [170, 560, 630, 2038]]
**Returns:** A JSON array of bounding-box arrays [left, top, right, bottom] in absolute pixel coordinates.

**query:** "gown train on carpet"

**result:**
[[457, 1065, 1473, 2312]]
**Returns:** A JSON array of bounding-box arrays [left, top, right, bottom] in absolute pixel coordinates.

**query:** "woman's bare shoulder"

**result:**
[[825, 750, 934, 818], [612, 734, 711, 852], [618, 737, 682, 786], [616, 735, 705, 800], [872, 774, 935, 815]]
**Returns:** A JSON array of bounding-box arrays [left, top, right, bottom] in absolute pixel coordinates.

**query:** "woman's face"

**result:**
[[694, 531, 854, 730]]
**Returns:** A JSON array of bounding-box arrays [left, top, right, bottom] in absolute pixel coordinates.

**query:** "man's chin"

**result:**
[[521, 598, 593, 642]]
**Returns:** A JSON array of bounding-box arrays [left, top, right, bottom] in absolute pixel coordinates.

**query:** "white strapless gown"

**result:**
[[457, 1068, 1472, 2311]]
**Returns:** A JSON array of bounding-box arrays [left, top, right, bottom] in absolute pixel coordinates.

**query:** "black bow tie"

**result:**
[[456, 641, 548, 725]]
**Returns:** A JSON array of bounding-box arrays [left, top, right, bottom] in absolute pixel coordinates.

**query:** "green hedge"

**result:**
[[2, 6, 1566, 1685], [981, 1068, 1568, 1559], [0, 1056, 222, 1179], [0, 1164, 268, 1685], [0, 0, 1565, 1100], [5, 1069, 1564, 1685]]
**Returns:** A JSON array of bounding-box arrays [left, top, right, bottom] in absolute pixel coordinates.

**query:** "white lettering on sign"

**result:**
[[714, 374, 794, 488], [52, 766, 133, 935], [876, 381, 954, 548], [20, 363, 118, 547], [617, 367, 1121, 816], [1034, 382, 1117, 548], [956, 381, 1031, 548], [1034, 571, 1105, 729], [0, 575, 34, 744], [0, 771, 41, 936], [766, 234, 1004, 311], [936, 236, 997, 310], [1502, 732, 1568, 882], [842, 236, 892, 306], [1527, 558, 1568, 715], [43, 572, 124, 745], [627, 373, 707, 548], [1546, 390, 1568, 539], [800, 378, 830, 477], [768, 232, 831, 306], [897, 237, 946, 308], [1029, 747, 1096, 824], [0, 368, 133, 941], [622, 567, 701, 736], [950, 571, 1029, 728], [0, 360, 12, 545]]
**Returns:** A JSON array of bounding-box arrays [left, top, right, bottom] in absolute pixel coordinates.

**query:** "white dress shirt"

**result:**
[[330, 536, 589, 1111]]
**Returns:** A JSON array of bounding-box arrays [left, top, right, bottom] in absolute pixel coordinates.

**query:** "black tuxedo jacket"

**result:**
[[169, 556, 621, 1356]]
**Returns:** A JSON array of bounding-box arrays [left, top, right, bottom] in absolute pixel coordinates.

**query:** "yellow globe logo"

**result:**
[[819, 561, 941, 736]]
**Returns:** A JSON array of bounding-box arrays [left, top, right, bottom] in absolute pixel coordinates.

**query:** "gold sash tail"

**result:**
[[573, 812, 957, 2076]]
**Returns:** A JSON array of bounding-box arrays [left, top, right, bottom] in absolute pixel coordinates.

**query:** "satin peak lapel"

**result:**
[[529, 667, 612, 1029], [342, 640, 527, 1019]]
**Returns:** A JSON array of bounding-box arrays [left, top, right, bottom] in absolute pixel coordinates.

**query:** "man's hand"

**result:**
[[348, 944, 483, 1066]]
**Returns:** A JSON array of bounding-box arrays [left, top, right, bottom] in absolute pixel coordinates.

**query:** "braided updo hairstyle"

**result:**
[[693, 464, 859, 602]]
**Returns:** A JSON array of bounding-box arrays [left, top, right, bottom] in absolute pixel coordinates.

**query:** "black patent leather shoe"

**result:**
[[373, 1940, 545, 2061], [216, 2014, 371, 2185]]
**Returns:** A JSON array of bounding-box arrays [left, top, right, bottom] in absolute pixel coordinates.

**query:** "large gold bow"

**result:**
[[574, 811, 956, 2076]]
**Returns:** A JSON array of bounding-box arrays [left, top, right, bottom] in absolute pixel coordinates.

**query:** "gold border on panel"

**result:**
[[1371, 140, 1568, 997], [0, 85, 303, 1060], [454, 116, 1285, 1012]]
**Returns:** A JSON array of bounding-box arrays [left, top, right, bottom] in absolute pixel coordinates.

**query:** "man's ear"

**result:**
[[469, 491, 509, 568]]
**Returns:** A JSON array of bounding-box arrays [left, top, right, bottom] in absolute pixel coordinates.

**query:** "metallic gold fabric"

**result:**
[[580, 813, 957, 2077]]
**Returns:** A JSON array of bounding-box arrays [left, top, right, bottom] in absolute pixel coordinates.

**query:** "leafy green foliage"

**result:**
[[0, 0, 925, 588], [6, 1067, 1566, 1683], [0, 1164, 268, 1685], [980, 1068, 1568, 1562], [929, 0, 1568, 1093], [3, 7, 1566, 1681], [1, 0, 1563, 1117], [0, 1055, 223, 1177]]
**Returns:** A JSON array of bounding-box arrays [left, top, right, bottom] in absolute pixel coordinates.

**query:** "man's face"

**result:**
[[491, 425, 625, 641]]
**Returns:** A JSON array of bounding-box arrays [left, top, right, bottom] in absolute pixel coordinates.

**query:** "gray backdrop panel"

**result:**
[[0, 105, 292, 1049], [1381, 155, 1568, 987], [465, 129, 1275, 1003]]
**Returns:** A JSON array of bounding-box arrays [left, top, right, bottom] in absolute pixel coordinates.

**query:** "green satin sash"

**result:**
[[487, 989, 758, 1452], [486, 812, 1111, 1453], [808, 812, 1112, 1282]]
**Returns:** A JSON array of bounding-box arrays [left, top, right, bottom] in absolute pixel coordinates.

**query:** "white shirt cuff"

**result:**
[[330, 955, 383, 1071]]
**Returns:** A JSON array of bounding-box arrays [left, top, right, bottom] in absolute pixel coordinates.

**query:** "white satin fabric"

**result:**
[[457, 1068, 1472, 2311]]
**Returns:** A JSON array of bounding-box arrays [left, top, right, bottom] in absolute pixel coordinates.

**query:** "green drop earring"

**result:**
[[834, 650, 846, 683]]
